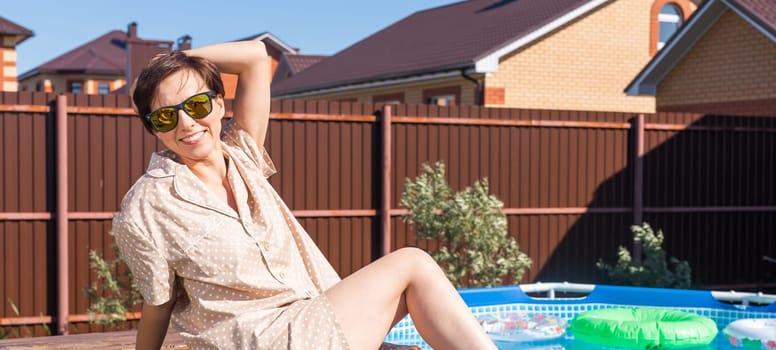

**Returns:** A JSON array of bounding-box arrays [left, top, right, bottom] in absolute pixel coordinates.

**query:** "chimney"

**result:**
[[177, 35, 192, 50], [127, 22, 137, 38]]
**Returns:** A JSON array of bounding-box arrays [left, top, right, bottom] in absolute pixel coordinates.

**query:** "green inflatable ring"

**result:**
[[570, 307, 718, 349]]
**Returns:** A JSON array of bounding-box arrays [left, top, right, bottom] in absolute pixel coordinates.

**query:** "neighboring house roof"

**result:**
[[18, 30, 127, 80], [0, 16, 33, 45], [626, 0, 776, 96], [272, 0, 609, 97], [283, 53, 327, 75], [235, 31, 298, 54], [272, 52, 328, 83]]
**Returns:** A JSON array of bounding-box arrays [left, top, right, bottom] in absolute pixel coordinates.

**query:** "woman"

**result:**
[[113, 40, 497, 350]]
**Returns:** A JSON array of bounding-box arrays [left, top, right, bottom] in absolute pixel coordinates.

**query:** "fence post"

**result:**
[[56, 94, 70, 335], [380, 105, 392, 257], [632, 113, 645, 265]]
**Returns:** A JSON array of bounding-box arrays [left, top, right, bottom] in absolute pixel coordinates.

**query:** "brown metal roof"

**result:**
[[20, 30, 129, 79], [727, 0, 776, 37], [284, 53, 327, 74], [272, 0, 592, 95], [0, 16, 33, 43]]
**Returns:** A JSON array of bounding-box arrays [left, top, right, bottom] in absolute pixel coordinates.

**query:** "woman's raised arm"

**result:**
[[185, 41, 271, 146]]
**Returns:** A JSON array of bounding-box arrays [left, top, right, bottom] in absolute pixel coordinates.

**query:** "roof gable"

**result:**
[[627, 0, 776, 95], [235, 32, 298, 54], [0, 16, 33, 45], [272, 0, 604, 96]]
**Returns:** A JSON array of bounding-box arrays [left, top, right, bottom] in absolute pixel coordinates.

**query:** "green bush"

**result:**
[[596, 222, 692, 288], [401, 161, 532, 288], [85, 247, 143, 327]]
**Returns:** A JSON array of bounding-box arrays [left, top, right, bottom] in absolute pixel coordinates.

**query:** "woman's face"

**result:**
[[151, 69, 224, 165]]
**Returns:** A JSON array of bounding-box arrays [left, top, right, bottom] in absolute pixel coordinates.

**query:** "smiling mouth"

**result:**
[[180, 130, 206, 143]]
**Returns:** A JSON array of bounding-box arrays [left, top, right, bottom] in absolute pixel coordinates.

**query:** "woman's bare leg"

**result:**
[[325, 247, 497, 350]]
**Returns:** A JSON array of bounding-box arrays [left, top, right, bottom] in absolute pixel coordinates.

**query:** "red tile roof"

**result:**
[[272, 0, 592, 96], [0, 16, 33, 43], [20, 31, 128, 79]]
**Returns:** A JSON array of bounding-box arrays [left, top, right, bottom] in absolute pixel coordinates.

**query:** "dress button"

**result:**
[[277, 271, 286, 282]]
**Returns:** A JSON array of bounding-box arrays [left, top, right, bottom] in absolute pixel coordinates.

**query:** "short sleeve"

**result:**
[[111, 219, 175, 306], [221, 119, 277, 178]]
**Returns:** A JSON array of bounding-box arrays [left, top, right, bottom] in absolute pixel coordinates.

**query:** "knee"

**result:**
[[392, 247, 440, 273]]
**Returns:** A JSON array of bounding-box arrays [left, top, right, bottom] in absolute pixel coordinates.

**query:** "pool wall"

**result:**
[[458, 284, 776, 311]]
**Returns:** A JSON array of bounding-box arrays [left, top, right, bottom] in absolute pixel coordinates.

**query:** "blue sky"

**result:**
[[4, 0, 455, 75]]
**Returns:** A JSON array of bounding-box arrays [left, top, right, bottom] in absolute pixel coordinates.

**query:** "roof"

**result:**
[[272, 0, 608, 97], [283, 53, 327, 75], [627, 0, 776, 96], [727, 0, 776, 38], [234, 32, 298, 54], [19, 30, 129, 80], [0, 16, 33, 45]]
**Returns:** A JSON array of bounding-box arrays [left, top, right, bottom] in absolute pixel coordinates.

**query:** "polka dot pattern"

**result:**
[[112, 120, 349, 349]]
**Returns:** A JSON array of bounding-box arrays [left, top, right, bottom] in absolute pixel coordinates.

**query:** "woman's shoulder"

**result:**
[[221, 119, 276, 177], [116, 156, 178, 220]]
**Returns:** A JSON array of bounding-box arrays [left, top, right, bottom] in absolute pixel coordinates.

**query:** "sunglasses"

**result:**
[[145, 91, 218, 132]]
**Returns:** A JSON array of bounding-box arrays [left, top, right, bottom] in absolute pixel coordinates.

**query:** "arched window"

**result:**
[[650, 0, 693, 56], [658, 4, 683, 51]]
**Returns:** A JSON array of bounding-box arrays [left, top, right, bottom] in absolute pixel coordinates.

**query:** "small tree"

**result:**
[[597, 222, 692, 288], [401, 161, 532, 287], [85, 247, 143, 327]]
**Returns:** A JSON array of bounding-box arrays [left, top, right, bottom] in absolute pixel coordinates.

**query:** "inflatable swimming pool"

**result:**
[[384, 283, 776, 349]]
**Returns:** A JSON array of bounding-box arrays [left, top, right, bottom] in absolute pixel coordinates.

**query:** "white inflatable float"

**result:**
[[724, 318, 776, 349], [477, 312, 567, 343]]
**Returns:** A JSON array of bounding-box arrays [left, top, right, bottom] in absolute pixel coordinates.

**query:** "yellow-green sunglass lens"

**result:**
[[151, 109, 177, 131], [183, 94, 212, 118]]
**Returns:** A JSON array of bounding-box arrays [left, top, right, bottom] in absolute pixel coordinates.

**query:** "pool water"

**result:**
[[384, 283, 776, 350]]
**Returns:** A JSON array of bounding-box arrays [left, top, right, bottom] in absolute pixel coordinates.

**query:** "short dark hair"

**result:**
[[132, 51, 225, 133]]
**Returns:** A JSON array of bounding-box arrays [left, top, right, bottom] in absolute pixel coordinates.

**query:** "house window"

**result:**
[[97, 82, 111, 95], [423, 86, 461, 106], [68, 81, 84, 94], [373, 92, 404, 104], [658, 4, 683, 50], [429, 95, 456, 106]]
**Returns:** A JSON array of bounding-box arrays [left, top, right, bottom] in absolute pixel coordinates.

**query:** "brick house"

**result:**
[[0, 16, 33, 92], [627, 0, 776, 117], [272, 0, 701, 113], [17, 26, 298, 96], [17, 23, 173, 95]]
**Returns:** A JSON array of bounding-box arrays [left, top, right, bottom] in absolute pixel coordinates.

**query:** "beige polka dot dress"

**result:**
[[113, 120, 351, 350]]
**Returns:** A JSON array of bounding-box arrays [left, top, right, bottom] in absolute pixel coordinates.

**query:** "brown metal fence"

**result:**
[[1, 92, 775, 336]]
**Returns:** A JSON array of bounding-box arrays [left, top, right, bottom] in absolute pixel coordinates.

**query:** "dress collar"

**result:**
[[145, 147, 238, 218]]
